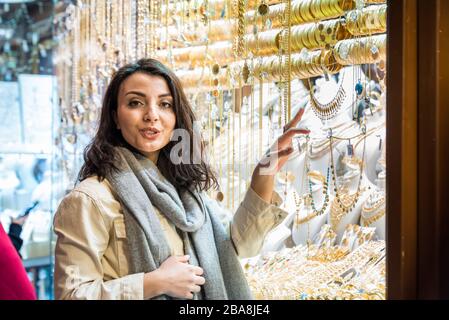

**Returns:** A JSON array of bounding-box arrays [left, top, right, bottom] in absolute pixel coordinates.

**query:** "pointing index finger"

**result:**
[[283, 106, 306, 132]]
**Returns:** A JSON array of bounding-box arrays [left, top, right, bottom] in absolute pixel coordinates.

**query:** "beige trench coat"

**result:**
[[53, 176, 288, 300]]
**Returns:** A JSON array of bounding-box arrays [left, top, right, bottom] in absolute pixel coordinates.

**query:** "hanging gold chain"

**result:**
[[236, 0, 246, 58], [285, 0, 292, 123]]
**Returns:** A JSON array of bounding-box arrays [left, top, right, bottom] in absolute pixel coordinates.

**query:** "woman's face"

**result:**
[[116, 72, 176, 163]]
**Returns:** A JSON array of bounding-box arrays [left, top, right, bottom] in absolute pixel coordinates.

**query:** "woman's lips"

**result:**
[[140, 129, 161, 140]]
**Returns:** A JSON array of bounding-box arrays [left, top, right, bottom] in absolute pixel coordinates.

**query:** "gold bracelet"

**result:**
[[291, 0, 302, 24], [295, 55, 306, 78], [291, 26, 302, 51], [318, 0, 328, 16], [321, 0, 332, 17], [308, 52, 318, 76], [302, 0, 315, 21], [313, 51, 322, 74], [310, 0, 319, 19], [328, 0, 339, 16], [297, 0, 307, 22], [307, 24, 318, 48], [298, 56, 308, 78], [312, 24, 321, 47], [316, 0, 328, 18], [310, 0, 323, 20], [302, 24, 312, 48], [360, 40, 368, 64], [326, 0, 337, 15]]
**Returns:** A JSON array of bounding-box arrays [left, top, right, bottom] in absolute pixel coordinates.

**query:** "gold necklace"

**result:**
[[129, 0, 136, 61], [285, 0, 292, 122], [307, 171, 330, 216], [304, 147, 331, 217], [307, 121, 354, 159], [361, 209, 385, 227], [353, 122, 386, 150], [116, 0, 123, 64], [105, 0, 112, 71], [362, 193, 385, 213], [232, 108, 235, 211], [295, 195, 317, 225], [276, 0, 292, 127], [308, 69, 346, 121], [110, 0, 118, 71], [249, 2, 257, 189], [71, 4, 80, 117], [95, 0, 105, 53], [296, 211, 319, 225], [238, 80, 243, 205], [152, 1, 162, 57], [145, 0, 151, 58], [329, 130, 366, 216], [123, 0, 131, 62], [293, 189, 303, 214], [257, 0, 268, 160], [236, 0, 246, 58], [329, 190, 358, 231], [361, 192, 386, 226], [227, 108, 231, 209], [79, 1, 88, 116], [136, 0, 145, 59]]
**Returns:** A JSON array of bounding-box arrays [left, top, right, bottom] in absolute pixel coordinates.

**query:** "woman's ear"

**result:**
[[113, 111, 121, 130]]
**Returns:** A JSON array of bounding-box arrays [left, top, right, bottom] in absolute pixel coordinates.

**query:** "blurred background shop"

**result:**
[[0, 0, 56, 299]]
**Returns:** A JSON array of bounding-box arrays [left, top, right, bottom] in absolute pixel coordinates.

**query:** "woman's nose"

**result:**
[[143, 104, 159, 122]]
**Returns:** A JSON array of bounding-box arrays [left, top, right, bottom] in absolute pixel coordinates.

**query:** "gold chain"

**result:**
[[362, 194, 385, 213], [308, 71, 347, 121], [236, 0, 246, 57], [361, 209, 385, 227], [72, 5, 80, 109], [329, 191, 357, 231], [329, 131, 366, 216]]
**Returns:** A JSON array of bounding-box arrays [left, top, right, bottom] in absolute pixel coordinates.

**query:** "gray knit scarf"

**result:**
[[106, 147, 252, 300]]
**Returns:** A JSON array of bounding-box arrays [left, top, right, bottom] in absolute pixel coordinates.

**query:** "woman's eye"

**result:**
[[128, 100, 143, 107], [160, 101, 172, 108]]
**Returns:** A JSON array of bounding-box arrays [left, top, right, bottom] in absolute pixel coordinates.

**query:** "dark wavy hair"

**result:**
[[78, 58, 218, 192]]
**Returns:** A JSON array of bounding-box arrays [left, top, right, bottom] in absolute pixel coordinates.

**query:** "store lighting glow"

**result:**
[[0, 28, 14, 39], [0, 1, 34, 3]]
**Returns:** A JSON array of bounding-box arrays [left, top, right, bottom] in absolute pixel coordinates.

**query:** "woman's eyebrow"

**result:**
[[158, 93, 172, 98], [125, 91, 146, 97]]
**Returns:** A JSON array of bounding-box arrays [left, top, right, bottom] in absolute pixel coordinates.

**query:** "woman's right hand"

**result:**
[[144, 255, 205, 299]]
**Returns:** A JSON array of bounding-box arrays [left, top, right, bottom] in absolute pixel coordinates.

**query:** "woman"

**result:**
[[53, 59, 308, 300]]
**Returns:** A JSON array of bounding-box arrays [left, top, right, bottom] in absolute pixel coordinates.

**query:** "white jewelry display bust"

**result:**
[[361, 171, 386, 240], [265, 66, 387, 253], [291, 181, 333, 246], [283, 67, 386, 194], [285, 113, 360, 198], [286, 68, 361, 197], [259, 211, 296, 254], [359, 94, 386, 184], [328, 163, 374, 243]]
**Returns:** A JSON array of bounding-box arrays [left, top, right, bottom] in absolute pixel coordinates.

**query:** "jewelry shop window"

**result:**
[[55, 0, 387, 300]]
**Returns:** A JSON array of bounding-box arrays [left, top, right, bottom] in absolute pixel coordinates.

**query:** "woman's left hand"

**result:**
[[250, 107, 309, 203]]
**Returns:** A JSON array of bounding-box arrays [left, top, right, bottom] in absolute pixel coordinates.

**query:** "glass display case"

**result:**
[[1, 0, 447, 300], [53, 0, 388, 300]]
